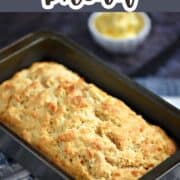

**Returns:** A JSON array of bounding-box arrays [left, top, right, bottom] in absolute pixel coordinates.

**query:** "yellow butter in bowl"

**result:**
[[95, 13, 145, 39], [88, 12, 151, 53]]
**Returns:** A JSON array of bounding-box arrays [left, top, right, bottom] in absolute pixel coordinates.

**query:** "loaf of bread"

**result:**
[[0, 62, 176, 180]]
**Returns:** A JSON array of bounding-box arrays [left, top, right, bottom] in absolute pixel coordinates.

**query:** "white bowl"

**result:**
[[88, 12, 151, 54]]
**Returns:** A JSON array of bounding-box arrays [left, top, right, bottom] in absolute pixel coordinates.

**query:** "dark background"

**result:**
[[0, 13, 180, 78]]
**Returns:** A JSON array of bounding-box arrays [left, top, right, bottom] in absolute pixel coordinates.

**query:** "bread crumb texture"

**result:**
[[0, 62, 176, 180]]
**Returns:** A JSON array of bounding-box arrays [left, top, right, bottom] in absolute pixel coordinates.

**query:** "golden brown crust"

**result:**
[[0, 62, 176, 180]]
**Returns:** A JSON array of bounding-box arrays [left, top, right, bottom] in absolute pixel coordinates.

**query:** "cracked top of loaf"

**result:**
[[0, 62, 176, 180]]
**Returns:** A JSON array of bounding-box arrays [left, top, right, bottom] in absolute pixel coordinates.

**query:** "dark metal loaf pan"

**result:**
[[0, 31, 179, 180]]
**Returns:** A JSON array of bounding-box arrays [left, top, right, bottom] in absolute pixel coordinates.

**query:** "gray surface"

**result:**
[[1, 0, 180, 11]]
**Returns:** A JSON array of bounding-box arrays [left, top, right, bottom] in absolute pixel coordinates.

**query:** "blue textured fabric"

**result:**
[[0, 153, 8, 165], [135, 78, 180, 96]]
